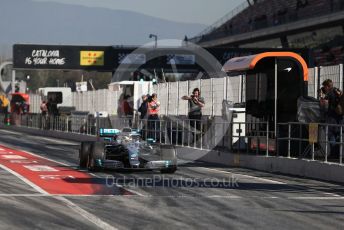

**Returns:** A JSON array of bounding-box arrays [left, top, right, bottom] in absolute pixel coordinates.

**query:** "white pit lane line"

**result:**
[[45, 145, 65, 151], [0, 158, 117, 230], [33, 136, 79, 145], [200, 167, 344, 198], [0, 130, 22, 135], [54, 196, 118, 230], [0, 164, 48, 194], [21, 150, 71, 167], [0, 129, 78, 145], [200, 167, 286, 185]]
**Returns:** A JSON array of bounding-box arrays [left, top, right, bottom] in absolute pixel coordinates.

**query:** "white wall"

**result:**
[[27, 64, 344, 116]]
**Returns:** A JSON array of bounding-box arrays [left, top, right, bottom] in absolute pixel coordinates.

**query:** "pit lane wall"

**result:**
[[177, 147, 344, 184], [0, 123, 97, 142], [1, 123, 343, 184]]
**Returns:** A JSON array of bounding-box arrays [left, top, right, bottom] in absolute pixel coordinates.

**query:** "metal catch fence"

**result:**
[[1, 113, 343, 165]]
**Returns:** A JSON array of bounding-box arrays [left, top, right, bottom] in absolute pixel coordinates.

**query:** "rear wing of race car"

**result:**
[[99, 128, 121, 137], [99, 127, 142, 138]]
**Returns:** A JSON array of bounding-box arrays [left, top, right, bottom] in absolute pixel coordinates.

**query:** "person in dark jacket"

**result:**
[[138, 95, 148, 119], [182, 88, 205, 146], [122, 95, 133, 127], [182, 88, 205, 130], [320, 79, 343, 156], [138, 94, 150, 138]]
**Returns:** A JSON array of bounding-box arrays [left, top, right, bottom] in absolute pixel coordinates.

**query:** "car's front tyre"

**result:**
[[160, 145, 177, 174], [160, 167, 177, 174]]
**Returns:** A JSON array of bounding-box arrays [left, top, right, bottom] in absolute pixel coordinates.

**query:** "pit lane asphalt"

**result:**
[[0, 129, 344, 230]]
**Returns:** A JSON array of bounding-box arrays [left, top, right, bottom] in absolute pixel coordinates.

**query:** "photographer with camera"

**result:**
[[182, 88, 205, 131], [320, 79, 343, 156]]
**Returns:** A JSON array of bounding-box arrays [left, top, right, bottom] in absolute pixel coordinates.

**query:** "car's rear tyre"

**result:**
[[160, 145, 177, 174], [79, 142, 93, 169], [88, 142, 104, 172]]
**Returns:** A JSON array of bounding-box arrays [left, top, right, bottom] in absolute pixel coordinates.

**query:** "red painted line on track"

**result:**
[[0, 145, 131, 195]]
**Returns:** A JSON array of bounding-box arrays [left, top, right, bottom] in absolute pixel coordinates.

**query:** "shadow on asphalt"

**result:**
[[63, 176, 336, 194]]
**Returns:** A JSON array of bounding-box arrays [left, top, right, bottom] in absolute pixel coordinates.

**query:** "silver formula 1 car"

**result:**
[[79, 128, 177, 173]]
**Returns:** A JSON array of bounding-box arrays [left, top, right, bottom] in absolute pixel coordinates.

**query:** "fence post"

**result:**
[[266, 122, 269, 157], [182, 120, 185, 147], [210, 118, 217, 148], [325, 125, 328, 163], [176, 81, 179, 116], [314, 66, 319, 98], [288, 123, 291, 158], [298, 123, 302, 156], [340, 64, 343, 91], [176, 120, 179, 146], [238, 123, 241, 154], [166, 83, 169, 116], [164, 119, 168, 144], [276, 122, 279, 156], [145, 120, 148, 140], [224, 77, 228, 103], [96, 115, 100, 137], [66, 116, 69, 132], [194, 120, 197, 148], [223, 77, 227, 104], [340, 126, 343, 165], [200, 121, 203, 150], [211, 78, 214, 116], [160, 119, 163, 143]]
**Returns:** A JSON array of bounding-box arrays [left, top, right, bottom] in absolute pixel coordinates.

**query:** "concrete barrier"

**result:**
[[0, 124, 97, 142], [176, 147, 344, 184]]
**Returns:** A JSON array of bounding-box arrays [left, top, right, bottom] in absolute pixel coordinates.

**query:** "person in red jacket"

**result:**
[[122, 95, 133, 127], [147, 93, 160, 139]]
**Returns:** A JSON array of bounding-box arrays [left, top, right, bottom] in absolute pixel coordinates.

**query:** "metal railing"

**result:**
[[277, 122, 343, 165], [1, 113, 271, 153], [1, 113, 111, 136], [1, 113, 343, 165], [108, 116, 271, 152], [191, 0, 251, 42], [191, 0, 344, 44]]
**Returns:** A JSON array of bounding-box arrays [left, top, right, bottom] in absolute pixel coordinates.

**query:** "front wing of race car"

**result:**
[[94, 159, 175, 170]]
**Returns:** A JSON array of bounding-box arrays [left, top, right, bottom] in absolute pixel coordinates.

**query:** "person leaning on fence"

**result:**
[[319, 79, 344, 156], [182, 88, 205, 131], [147, 93, 160, 139]]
